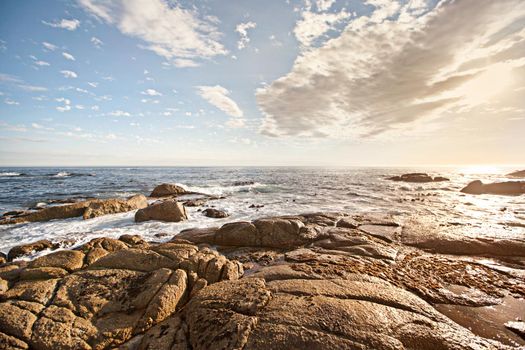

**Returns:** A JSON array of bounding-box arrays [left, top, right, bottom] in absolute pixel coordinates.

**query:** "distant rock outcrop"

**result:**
[[82, 194, 148, 219], [135, 200, 187, 222], [388, 173, 449, 183], [461, 180, 525, 195], [150, 183, 188, 197], [507, 170, 525, 178]]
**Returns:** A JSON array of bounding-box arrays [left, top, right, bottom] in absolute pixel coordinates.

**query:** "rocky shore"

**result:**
[[1, 211, 524, 349]]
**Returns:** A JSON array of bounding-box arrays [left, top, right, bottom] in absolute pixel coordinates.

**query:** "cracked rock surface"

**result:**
[[1, 212, 524, 349]]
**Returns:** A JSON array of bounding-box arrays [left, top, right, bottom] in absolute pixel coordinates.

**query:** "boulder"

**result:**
[[150, 183, 188, 197], [82, 194, 148, 219], [7, 240, 56, 261], [28, 250, 84, 272], [135, 200, 188, 223], [507, 169, 525, 178], [202, 208, 229, 218], [1, 202, 91, 225], [388, 173, 449, 183], [461, 180, 525, 195]]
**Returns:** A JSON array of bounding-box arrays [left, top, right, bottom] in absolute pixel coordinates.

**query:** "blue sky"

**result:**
[[1, 0, 524, 166]]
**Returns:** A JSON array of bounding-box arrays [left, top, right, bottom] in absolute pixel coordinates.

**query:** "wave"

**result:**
[[0, 172, 23, 177], [49, 172, 95, 178], [178, 182, 268, 196]]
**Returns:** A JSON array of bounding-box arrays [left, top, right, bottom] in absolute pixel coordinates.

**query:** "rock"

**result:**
[[507, 170, 525, 178], [505, 321, 525, 339], [183, 276, 501, 349], [135, 200, 187, 223], [461, 180, 525, 195], [119, 234, 147, 246], [0, 252, 6, 265], [7, 240, 56, 261], [388, 173, 449, 183], [19, 267, 69, 280], [150, 183, 188, 197], [183, 198, 207, 207], [88, 248, 175, 272], [249, 204, 264, 209], [82, 194, 148, 219], [1, 195, 149, 225], [202, 208, 229, 218], [28, 250, 84, 272], [232, 181, 255, 186]]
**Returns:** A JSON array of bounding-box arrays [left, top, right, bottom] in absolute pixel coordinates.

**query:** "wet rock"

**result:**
[[150, 183, 188, 197], [135, 200, 187, 223], [202, 208, 229, 218], [461, 180, 525, 195], [82, 194, 148, 219], [507, 170, 525, 178], [249, 204, 264, 208], [7, 240, 57, 261], [232, 181, 255, 186], [183, 198, 208, 207], [388, 173, 449, 183], [0, 252, 6, 265]]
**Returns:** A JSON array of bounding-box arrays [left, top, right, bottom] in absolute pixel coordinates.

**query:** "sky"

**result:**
[[0, 0, 524, 167]]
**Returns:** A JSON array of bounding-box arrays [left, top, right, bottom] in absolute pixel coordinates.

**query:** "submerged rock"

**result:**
[[461, 180, 525, 195], [150, 183, 188, 197], [202, 208, 229, 218], [135, 200, 187, 222], [388, 173, 450, 183]]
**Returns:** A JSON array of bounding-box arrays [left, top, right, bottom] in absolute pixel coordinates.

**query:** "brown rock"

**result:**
[[29, 250, 85, 271], [82, 194, 148, 219], [0, 302, 37, 342], [7, 240, 56, 261], [461, 180, 525, 195], [507, 169, 525, 178], [202, 208, 229, 218], [150, 183, 188, 197], [88, 248, 176, 272], [3, 279, 58, 305], [388, 173, 449, 183], [0, 331, 28, 349], [19, 267, 69, 280], [135, 200, 187, 223]]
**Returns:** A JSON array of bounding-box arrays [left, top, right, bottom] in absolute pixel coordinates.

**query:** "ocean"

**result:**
[[1, 167, 524, 255]]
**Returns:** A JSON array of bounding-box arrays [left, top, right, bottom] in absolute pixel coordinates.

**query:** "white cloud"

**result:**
[[62, 52, 75, 61], [294, 10, 351, 47], [236, 21, 256, 50], [87, 82, 98, 88], [34, 60, 50, 66], [315, 0, 336, 12], [56, 97, 71, 112], [108, 110, 131, 117], [197, 85, 243, 118], [91, 105, 100, 111], [42, 42, 58, 51], [60, 70, 78, 79], [226, 118, 246, 128], [42, 18, 80, 31], [141, 88, 162, 96], [172, 58, 199, 68], [4, 98, 19, 105], [91, 36, 103, 48], [78, 0, 227, 64], [0, 73, 47, 92], [257, 0, 525, 138]]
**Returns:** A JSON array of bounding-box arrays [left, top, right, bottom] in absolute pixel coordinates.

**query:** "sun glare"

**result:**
[[458, 64, 514, 105], [457, 165, 505, 174]]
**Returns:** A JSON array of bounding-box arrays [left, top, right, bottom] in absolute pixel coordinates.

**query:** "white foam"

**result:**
[[0, 172, 21, 177]]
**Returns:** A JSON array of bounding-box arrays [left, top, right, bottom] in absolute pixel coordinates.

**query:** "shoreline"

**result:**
[[1, 211, 524, 349]]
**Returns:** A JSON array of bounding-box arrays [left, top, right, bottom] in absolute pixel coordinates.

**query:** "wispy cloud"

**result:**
[[0, 73, 47, 92], [78, 0, 227, 65], [42, 18, 80, 30], [236, 21, 256, 50], [197, 85, 243, 118], [62, 52, 75, 61], [42, 42, 58, 51], [60, 70, 78, 79], [91, 36, 103, 48], [141, 88, 162, 96], [4, 98, 19, 105]]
